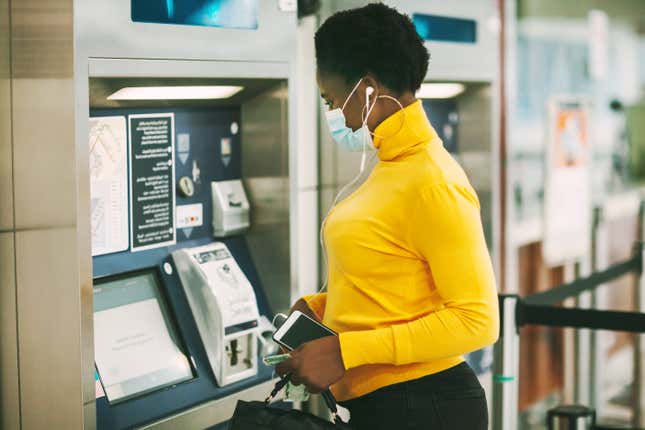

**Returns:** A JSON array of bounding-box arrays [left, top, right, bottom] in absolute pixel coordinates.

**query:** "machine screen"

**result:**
[[93, 270, 194, 403]]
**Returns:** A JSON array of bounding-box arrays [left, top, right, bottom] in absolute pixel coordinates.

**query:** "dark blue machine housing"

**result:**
[[91, 107, 275, 429]]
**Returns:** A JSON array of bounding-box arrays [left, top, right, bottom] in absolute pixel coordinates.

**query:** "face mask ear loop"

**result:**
[[341, 78, 364, 112]]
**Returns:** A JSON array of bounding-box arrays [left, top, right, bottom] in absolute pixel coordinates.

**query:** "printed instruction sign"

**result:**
[[89, 116, 129, 256], [543, 97, 591, 265], [129, 113, 176, 251]]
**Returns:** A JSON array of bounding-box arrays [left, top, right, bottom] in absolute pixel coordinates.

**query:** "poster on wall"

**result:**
[[89, 116, 129, 256], [129, 113, 176, 252], [543, 97, 591, 265]]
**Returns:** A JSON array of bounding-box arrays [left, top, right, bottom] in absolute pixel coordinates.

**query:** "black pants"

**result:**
[[339, 362, 488, 430]]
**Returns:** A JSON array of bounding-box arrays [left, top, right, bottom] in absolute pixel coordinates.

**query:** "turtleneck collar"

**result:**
[[372, 99, 438, 161]]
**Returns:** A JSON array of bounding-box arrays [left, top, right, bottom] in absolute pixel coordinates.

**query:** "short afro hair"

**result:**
[[315, 3, 429, 95]]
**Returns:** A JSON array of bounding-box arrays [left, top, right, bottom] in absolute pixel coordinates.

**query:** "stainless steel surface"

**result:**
[[8, 0, 86, 429], [139, 378, 280, 429], [88, 58, 290, 80], [590, 207, 606, 414], [12, 78, 76, 229], [89, 77, 283, 109], [16, 228, 83, 429], [74, 33, 94, 415], [293, 16, 321, 299], [574, 260, 592, 407], [77, 0, 296, 63], [455, 83, 494, 248], [11, 0, 75, 230], [635, 210, 645, 427], [563, 263, 576, 404], [295, 15, 319, 192], [549, 415, 594, 430], [0, 0, 12, 231], [0, 232, 19, 430], [10, 4, 74, 223], [241, 82, 292, 314], [492, 295, 519, 430]]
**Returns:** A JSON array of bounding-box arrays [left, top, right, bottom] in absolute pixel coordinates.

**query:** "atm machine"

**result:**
[[79, 1, 303, 429]]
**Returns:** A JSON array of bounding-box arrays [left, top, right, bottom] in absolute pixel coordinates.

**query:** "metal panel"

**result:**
[[295, 16, 319, 192], [139, 378, 280, 429], [455, 84, 494, 248], [77, 0, 296, 62], [241, 83, 292, 314], [15, 228, 83, 430], [11, 0, 75, 230], [11, 79, 76, 229], [296, 189, 320, 296], [88, 58, 289, 80], [0, 232, 20, 430], [0, 0, 11, 231]]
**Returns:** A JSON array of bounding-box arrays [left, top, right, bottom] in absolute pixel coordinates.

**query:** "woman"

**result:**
[[276, 3, 499, 429]]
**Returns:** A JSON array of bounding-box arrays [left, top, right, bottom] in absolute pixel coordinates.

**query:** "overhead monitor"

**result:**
[[132, 0, 259, 30], [413, 13, 477, 44], [93, 269, 194, 403]]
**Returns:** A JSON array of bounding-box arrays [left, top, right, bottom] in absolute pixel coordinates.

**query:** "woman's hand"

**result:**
[[288, 298, 320, 322], [277, 299, 321, 353], [275, 335, 345, 393]]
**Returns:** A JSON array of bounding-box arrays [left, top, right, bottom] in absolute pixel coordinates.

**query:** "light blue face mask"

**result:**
[[324, 78, 374, 153]]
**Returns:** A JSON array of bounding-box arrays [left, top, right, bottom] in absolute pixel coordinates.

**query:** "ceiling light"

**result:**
[[416, 83, 465, 99], [107, 86, 244, 100]]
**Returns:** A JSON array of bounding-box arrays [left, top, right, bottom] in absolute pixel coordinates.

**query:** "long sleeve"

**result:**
[[301, 292, 327, 320], [338, 182, 499, 369]]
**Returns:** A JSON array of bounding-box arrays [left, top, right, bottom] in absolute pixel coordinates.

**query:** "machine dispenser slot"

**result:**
[[93, 268, 195, 404], [173, 241, 261, 387]]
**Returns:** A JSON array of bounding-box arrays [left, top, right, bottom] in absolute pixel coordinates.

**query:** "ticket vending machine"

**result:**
[[81, 2, 300, 429], [90, 83, 286, 429]]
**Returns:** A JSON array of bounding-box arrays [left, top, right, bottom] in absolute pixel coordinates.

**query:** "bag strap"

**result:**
[[265, 373, 346, 424], [265, 373, 292, 403]]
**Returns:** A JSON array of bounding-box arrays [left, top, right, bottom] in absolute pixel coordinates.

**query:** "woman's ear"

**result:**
[[362, 75, 380, 98]]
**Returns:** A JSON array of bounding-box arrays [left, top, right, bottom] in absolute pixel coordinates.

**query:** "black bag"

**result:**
[[228, 375, 353, 430]]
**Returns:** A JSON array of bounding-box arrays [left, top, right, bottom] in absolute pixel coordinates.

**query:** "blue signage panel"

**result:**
[[132, 0, 259, 30], [413, 13, 477, 44]]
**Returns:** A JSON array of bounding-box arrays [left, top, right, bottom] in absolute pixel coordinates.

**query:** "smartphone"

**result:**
[[272, 311, 336, 351]]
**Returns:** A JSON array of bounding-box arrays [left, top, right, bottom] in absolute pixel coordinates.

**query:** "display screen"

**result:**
[[413, 13, 477, 44], [132, 0, 259, 30], [278, 315, 335, 350], [93, 270, 194, 403]]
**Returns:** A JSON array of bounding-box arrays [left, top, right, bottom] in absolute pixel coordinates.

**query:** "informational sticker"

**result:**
[[177, 133, 190, 165], [543, 97, 591, 265], [221, 137, 232, 167], [177, 203, 203, 229], [129, 114, 176, 252], [89, 116, 129, 256]]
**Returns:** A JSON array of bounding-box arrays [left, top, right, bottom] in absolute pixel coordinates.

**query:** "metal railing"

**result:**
[[492, 241, 645, 430]]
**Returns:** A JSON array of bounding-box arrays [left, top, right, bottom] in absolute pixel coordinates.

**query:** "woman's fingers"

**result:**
[[275, 359, 292, 377]]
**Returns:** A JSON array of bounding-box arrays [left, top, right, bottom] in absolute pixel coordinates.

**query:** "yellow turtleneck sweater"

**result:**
[[303, 100, 499, 402]]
